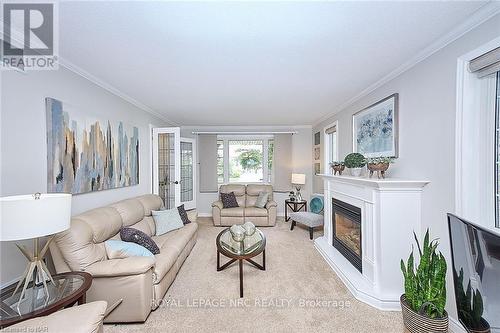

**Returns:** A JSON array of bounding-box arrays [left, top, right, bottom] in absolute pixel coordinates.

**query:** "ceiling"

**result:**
[[59, 1, 488, 126]]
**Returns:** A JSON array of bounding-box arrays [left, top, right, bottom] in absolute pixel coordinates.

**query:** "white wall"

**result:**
[[0, 67, 168, 285], [180, 126, 313, 216], [312, 14, 500, 325]]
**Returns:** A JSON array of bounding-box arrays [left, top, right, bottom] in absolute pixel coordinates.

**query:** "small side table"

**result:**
[[285, 199, 307, 221], [0, 272, 92, 328]]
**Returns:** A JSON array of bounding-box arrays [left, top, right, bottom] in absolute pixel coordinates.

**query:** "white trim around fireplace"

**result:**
[[315, 174, 429, 311]]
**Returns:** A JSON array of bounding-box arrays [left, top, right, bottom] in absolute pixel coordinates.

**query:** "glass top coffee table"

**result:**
[[0, 272, 92, 328], [216, 228, 266, 298]]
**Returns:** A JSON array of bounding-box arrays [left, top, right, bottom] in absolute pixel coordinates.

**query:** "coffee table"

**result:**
[[216, 228, 266, 297], [0, 272, 92, 328]]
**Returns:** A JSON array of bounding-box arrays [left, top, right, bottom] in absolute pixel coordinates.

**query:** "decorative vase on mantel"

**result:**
[[330, 162, 345, 176], [343, 153, 366, 178], [366, 157, 395, 179]]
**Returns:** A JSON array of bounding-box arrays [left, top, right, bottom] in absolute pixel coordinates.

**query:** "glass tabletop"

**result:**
[[0, 274, 85, 320], [218, 228, 265, 256]]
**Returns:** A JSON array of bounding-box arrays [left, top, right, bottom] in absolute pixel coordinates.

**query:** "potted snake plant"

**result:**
[[400, 229, 448, 333]]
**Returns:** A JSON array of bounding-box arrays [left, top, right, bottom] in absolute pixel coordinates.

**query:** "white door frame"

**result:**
[[152, 127, 181, 208], [180, 137, 197, 210]]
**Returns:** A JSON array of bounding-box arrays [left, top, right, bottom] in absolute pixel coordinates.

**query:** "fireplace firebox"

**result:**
[[332, 198, 362, 272]]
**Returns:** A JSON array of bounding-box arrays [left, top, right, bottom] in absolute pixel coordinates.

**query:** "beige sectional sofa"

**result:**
[[212, 184, 277, 226], [49, 194, 198, 323]]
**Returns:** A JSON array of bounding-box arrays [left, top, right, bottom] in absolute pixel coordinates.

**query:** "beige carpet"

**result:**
[[105, 217, 403, 333]]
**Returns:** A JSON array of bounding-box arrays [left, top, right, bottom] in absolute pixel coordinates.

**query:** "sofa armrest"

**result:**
[[212, 201, 224, 210], [84, 257, 155, 278], [266, 200, 277, 209]]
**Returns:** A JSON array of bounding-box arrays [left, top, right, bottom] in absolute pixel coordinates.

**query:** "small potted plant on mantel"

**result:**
[[366, 156, 395, 179], [344, 153, 366, 177], [329, 161, 345, 175], [400, 229, 448, 333]]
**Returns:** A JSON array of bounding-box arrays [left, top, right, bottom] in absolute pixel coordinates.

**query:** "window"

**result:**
[[324, 122, 338, 174], [217, 136, 273, 184]]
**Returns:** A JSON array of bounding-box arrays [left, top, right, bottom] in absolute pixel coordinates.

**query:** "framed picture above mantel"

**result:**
[[352, 93, 399, 158]]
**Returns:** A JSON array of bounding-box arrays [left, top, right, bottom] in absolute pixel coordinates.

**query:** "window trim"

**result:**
[[217, 135, 274, 185], [456, 37, 500, 231], [323, 121, 339, 175]]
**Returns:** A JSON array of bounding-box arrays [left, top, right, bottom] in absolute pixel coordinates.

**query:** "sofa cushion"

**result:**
[[246, 184, 273, 207], [151, 223, 198, 283], [220, 184, 246, 207], [120, 227, 160, 255], [111, 199, 145, 227], [75, 207, 123, 243], [137, 194, 163, 216], [152, 209, 184, 236], [244, 207, 268, 217], [221, 192, 239, 208], [220, 207, 244, 217], [105, 240, 154, 259], [54, 219, 107, 271], [128, 217, 155, 237]]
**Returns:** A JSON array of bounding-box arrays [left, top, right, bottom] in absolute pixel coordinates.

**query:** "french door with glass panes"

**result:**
[[152, 128, 196, 210]]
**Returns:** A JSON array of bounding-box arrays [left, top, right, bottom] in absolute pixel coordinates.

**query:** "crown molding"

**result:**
[[58, 58, 178, 126], [312, 1, 500, 127], [181, 124, 312, 130]]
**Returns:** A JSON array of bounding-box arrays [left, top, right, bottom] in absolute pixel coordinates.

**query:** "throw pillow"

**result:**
[[177, 204, 191, 225], [221, 192, 239, 208], [152, 208, 184, 236], [104, 240, 154, 259], [255, 191, 269, 208], [120, 227, 160, 255]]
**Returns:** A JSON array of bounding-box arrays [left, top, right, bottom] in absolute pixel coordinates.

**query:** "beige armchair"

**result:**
[[1, 301, 107, 333], [212, 184, 277, 226]]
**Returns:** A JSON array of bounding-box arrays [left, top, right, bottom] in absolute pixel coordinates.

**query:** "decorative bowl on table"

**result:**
[[229, 225, 245, 242]]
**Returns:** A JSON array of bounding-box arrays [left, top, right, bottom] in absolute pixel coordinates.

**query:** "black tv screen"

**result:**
[[448, 213, 500, 332]]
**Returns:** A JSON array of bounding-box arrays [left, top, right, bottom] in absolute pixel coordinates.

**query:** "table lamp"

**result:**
[[291, 173, 306, 201], [0, 193, 71, 302]]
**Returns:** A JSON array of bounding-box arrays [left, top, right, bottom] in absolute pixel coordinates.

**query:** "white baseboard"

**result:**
[[449, 316, 466, 333]]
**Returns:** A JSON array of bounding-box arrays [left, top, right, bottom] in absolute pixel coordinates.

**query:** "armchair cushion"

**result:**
[[4, 301, 108, 333], [220, 207, 245, 217], [84, 257, 155, 277], [244, 207, 268, 217]]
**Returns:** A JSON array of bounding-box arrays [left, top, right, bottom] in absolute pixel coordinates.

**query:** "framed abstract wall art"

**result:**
[[352, 93, 398, 158], [46, 97, 140, 194]]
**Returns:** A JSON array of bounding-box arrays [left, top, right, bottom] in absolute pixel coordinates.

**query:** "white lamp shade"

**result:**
[[0, 193, 72, 241], [291, 173, 306, 185]]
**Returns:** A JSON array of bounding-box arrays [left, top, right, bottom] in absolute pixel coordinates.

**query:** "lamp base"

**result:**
[[295, 186, 303, 201], [13, 237, 56, 305]]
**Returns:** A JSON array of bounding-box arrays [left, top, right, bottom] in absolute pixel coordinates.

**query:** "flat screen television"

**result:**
[[448, 213, 500, 332]]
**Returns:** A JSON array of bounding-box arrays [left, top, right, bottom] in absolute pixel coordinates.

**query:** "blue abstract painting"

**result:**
[[46, 97, 139, 194], [352, 94, 398, 157]]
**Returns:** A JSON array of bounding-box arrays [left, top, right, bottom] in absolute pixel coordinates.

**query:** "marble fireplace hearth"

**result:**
[[315, 174, 429, 311]]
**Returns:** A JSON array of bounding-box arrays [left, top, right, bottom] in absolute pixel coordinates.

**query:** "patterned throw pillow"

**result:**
[[221, 192, 239, 208], [255, 191, 269, 208], [120, 227, 160, 255], [177, 204, 191, 225]]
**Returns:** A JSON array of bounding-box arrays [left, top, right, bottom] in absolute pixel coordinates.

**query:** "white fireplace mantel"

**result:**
[[315, 174, 429, 311]]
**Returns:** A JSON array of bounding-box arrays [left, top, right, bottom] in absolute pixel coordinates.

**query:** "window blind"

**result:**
[[325, 125, 337, 134], [198, 134, 218, 192], [469, 47, 500, 78], [273, 134, 292, 192]]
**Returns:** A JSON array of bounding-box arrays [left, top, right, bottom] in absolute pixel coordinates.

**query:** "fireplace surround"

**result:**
[[315, 174, 429, 310], [332, 198, 362, 272]]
